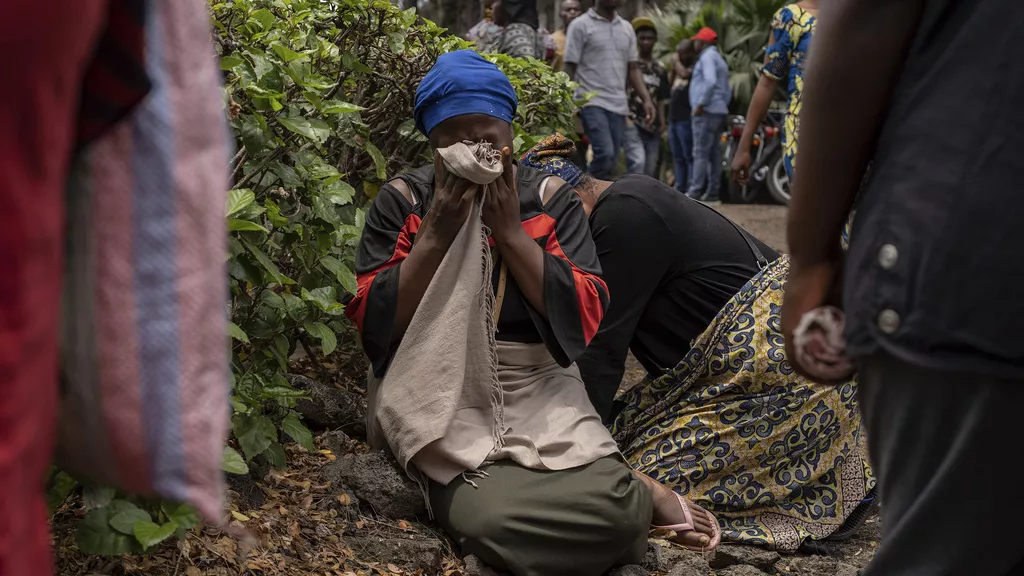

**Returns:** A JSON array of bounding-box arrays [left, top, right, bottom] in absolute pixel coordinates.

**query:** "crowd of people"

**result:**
[[468, 0, 736, 204]]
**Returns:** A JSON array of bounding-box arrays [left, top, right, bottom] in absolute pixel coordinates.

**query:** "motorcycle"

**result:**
[[720, 110, 789, 204]]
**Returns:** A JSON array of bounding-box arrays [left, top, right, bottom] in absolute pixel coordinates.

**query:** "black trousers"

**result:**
[[858, 352, 1024, 576]]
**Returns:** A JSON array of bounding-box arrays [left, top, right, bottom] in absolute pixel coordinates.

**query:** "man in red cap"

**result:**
[[684, 27, 730, 204]]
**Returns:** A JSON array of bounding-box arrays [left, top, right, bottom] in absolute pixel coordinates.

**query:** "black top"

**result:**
[[669, 82, 690, 123], [628, 59, 669, 134], [842, 0, 1024, 377], [501, 0, 538, 28], [347, 164, 610, 377], [576, 175, 779, 420]]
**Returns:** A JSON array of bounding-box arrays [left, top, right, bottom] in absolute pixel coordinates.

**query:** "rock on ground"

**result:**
[[463, 554, 503, 576], [286, 373, 367, 437], [344, 535, 443, 573], [709, 545, 781, 573], [607, 565, 647, 576], [320, 430, 356, 456], [714, 565, 769, 576], [667, 552, 712, 576], [320, 450, 427, 520], [644, 542, 712, 575], [775, 555, 860, 576]]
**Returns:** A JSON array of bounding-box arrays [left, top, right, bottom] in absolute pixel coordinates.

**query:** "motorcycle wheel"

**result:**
[[767, 152, 791, 205]]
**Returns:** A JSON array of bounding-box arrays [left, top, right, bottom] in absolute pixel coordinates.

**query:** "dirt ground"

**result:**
[[717, 204, 790, 253]]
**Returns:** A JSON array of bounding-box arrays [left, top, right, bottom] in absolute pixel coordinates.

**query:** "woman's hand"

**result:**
[[731, 149, 752, 186], [418, 152, 480, 247], [483, 147, 522, 242]]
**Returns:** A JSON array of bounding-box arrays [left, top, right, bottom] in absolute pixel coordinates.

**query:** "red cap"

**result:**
[[692, 27, 718, 43]]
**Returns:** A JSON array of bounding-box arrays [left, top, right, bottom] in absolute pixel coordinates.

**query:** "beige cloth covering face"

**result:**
[[366, 141, 618, 492]]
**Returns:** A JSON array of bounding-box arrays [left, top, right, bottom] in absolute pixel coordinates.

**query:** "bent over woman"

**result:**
[[523, 134, 875, 552]]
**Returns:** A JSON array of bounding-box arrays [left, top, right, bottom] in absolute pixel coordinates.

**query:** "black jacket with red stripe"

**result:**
[[347, 163, 609, 377]]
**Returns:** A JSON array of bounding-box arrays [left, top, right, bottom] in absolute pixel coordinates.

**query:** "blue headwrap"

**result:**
[[414, 50, 518, 136]]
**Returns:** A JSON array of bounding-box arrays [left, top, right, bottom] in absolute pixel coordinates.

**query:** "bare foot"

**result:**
[[634, 471, 716, 549]]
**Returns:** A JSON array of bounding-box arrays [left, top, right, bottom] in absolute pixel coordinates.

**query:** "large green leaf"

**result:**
[[220, 55, 245, 70], [262, 442, 287, 468], [227, 321, 249, 343], [232, 413, 278, 460], [282, 411, 316, 451], [222, 446, 250, 475], [271, 42, 306, 63], [228, 219, 269, 233], [77, 507, 139, 556], [108, 501, 152, 536], [47, 470, 78, 513], [261, 289, 286, 309], [301, 287, 344, 315], [249, 8, 276, 30], [260, 384, 307, 399], [278, 116, 331, 144], [243, 239, 294, 285], [239, 115, 271, 155], [134, 520, 178, 550], [282, 292, 308, 321], [250, 52, 274, 80], [319, 256, 357, 295], [303, 320, 337, 355], [322, 100, 363, 114], [161, 503, 200, 531], [364, 141, 388, 180], [322, 180, 356, 205], [387, 30, 407, 53]]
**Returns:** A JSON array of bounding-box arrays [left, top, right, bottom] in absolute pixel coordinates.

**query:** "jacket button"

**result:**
[[877, 309, 900, 334], [878, 244, 898, 270]]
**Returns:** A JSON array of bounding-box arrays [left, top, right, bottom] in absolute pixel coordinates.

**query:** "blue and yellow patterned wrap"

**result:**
[[520, 133, 585, 188], [762, 4, 816, 180], [611, 256, 874, 551]]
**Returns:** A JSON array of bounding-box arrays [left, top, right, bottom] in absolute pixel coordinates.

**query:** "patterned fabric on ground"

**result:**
[[611, 256, 875, 551]]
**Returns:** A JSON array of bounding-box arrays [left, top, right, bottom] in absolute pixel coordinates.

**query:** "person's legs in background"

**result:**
[[687, 114, 714, 199], [581, 107, 625, 180], [640, 129, 661, 178], [858, 352, 1024, 576], [703, 112, 727, 201], [669, 120, 692, 193], [623, 121, 645, 175]]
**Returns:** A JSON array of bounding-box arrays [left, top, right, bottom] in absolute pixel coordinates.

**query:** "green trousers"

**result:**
[[429, 456, 652, 576]]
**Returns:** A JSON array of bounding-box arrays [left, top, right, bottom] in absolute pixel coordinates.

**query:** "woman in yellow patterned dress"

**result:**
[[522, 133, 875, 552], [732, 1, 817, 185]]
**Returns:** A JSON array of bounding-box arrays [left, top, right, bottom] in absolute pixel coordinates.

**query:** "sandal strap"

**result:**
[[652, 492, 695, 532]]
